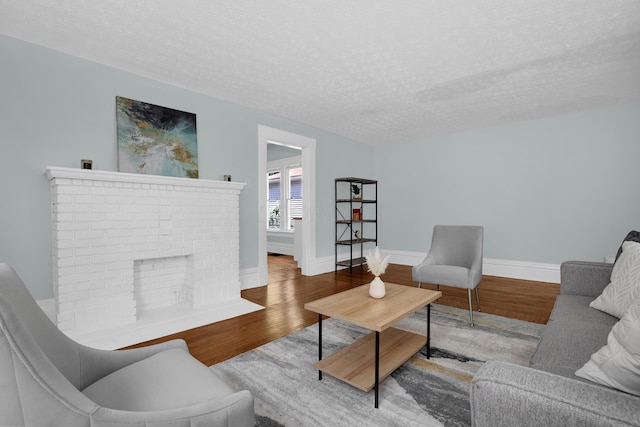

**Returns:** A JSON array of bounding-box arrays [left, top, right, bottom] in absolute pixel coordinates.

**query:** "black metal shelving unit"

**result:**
[[335, 177, 377, 272]]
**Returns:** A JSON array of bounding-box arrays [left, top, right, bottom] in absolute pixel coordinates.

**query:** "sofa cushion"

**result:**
[[530, 319, 612, 378], [590, 241, 640, 318], [550, 295, 618, 327], [82, 348, 235, 411], [615, 230, 640, 262], [576, 296, 640, 397]]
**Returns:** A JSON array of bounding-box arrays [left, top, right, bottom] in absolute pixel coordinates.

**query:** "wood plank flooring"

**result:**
[[127, 254, 559, 366]]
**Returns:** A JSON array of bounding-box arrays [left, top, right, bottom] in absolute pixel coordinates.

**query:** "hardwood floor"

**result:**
[[128, 254, 559, 366]]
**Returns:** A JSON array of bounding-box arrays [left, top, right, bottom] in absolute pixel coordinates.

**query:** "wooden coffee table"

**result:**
[[304, 282, 441, 408]]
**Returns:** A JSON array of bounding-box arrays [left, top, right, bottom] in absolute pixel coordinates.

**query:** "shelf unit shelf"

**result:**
[[336, 199, 377, 203], [336, 238, 377, 245], [335, 177, 378, 272], [336, 220, 377, 224]]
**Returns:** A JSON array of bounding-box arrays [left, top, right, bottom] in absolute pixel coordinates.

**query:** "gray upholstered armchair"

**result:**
[[0, 263, 254, 427], [412, 225, 484, 325]]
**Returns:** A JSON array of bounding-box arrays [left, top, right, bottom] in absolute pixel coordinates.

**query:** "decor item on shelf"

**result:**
[[351, 183, 361, 199], [352, 208, 361, 220], [116, 96, 199, 178], [81, 159, 92, 170], [366, 246, 390, 298], [354, 230, 360, 239]]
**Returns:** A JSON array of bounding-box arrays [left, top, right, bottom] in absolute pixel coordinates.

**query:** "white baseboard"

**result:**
[[482, 258, 559, 283], [313, 254, 339, 274], [239, 267, 261, 290], [249, 249, 561, 287], [308, 250, 560, 284], [267, 242, 294, 256], [385, 250, 425, 267]]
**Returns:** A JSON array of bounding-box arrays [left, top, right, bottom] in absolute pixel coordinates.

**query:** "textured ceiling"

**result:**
[[1, 0, 640, 145]]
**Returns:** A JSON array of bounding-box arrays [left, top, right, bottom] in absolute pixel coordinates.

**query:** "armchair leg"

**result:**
[[467, 289, 474, 326], [475, 287, 481, 312]]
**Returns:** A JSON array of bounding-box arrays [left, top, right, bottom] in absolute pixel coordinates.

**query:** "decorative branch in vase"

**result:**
[[366, 247, 390, 298]]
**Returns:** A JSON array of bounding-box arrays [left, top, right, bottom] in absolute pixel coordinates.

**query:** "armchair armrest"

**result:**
[[560, 261, 613, 298], [90, 390, 254, 427], [77, 339, 189, 388], [469, 257, 483, 287], [471, 361, 640, 427], [411, 253, 436, 281]]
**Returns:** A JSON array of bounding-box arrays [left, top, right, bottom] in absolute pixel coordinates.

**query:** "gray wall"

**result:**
[[0, 35, 374, 298], [375, 103, 640, 263], [2, 34, 638, 299]]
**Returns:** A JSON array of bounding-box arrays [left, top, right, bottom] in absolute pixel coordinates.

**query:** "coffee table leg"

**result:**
[[318, 314, 323, 380], [427, 303, 431, 359], [375, 331, 380, 408]]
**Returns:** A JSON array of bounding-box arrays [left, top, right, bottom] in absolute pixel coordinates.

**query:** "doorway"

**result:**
[[258, 125, 316, 286]]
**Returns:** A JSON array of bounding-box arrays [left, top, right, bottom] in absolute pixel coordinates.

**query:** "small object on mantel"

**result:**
[[81, 159, 92, 170], [224, 175, 231, 181]]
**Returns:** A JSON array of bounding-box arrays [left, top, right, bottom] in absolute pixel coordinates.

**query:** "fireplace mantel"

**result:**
[[44, 166, 245, 191]]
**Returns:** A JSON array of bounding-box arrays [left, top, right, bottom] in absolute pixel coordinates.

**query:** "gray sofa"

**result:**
[[470, 261, 640, 427]]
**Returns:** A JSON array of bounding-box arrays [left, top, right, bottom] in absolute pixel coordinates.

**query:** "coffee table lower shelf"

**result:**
[[314, 327, 426, 392]]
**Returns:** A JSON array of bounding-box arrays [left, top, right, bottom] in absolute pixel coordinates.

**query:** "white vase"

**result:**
[[369, 276, 386, 298]]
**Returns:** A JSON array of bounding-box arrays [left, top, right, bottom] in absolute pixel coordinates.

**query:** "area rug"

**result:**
[[210, 304, 545, 427]]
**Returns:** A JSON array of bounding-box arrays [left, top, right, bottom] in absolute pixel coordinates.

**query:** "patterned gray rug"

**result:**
[[210, 304, 544, 427]]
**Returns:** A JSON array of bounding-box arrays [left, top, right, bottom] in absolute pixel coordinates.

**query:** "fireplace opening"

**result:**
[[134, 255, 195, 317]]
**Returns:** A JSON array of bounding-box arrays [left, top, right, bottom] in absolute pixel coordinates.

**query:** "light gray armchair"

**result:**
[[0, 262, 254, 427], [412, 225, 484, 325]]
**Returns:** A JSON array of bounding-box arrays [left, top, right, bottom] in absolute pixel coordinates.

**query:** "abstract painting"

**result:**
[[116, 96, 198, 178]]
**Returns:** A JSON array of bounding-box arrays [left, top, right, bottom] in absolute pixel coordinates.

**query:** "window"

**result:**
[[288, 166, 303, 228], [267, 160, 302, 232]]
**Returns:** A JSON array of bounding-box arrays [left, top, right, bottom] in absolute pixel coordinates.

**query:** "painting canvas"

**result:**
[[116, 96, 198, 178]]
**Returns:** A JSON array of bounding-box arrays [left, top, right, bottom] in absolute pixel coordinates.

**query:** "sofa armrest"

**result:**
[[560, 261, 613, 298], [471, 361, 640, 427]]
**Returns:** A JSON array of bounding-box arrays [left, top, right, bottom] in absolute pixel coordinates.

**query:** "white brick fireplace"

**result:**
[[44, 166, 260, 348]]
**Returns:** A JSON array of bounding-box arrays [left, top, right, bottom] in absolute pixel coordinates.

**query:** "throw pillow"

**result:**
[[590, 241, 640, 318], [615, 230, 640, 262], [576, 296, 640, 397]]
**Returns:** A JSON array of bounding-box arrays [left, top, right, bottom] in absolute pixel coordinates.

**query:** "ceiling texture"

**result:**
[[2, 0, 640, 145]]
